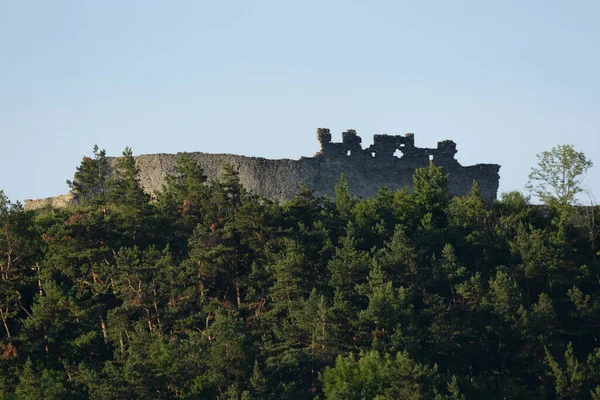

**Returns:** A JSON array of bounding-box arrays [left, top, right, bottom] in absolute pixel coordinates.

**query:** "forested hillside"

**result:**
[[1, 148, 599, 399]]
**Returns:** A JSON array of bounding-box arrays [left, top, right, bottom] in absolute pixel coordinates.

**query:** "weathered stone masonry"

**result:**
[[24, 128, 500, 209]]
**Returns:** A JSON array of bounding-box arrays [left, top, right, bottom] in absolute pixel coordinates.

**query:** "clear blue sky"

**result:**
[[1, 1, 599, 203]]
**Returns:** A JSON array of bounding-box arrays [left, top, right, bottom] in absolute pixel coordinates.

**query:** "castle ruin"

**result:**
[[24, 128, 500, 209]]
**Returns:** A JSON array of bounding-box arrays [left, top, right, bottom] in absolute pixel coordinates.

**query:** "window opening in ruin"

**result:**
[[371, 152, 376, 158], [347, 150, 351, 156], [429, 155, 434, 161], [394, 149, 403, 158]]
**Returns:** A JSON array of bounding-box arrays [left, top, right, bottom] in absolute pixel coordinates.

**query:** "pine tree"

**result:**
[[67, 144, 109, 205]]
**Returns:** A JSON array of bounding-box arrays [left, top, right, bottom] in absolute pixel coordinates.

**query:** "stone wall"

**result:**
[[23, 193, 76, 210], [24, 128, 500, 209]]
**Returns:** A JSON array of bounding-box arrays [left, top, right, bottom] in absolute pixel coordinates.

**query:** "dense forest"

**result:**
[[1, 146, 599, 399]]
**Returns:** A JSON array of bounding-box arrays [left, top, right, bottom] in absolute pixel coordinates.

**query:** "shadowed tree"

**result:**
[[67, 144, 109, 205]]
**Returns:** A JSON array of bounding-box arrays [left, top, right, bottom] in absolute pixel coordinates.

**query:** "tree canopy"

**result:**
[[527, 144, 593, 207], [0, 148, 598, 399]]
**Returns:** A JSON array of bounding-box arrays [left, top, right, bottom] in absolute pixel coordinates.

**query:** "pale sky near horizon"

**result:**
[[1, 1, 599, 204]]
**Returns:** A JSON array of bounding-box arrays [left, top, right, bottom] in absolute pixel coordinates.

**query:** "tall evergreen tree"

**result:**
[[67, 145, 109, 205]]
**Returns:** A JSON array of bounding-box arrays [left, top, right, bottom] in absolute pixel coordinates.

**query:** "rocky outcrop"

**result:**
[[24, 128, 500, 210]]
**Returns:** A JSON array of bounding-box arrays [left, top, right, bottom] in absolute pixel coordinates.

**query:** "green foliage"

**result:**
[[108, 147, 150, 209], [156, 153, 209, 254], [15, 358, 72, 400], [334, 173, 354, 219], [67, 144, 108, 205], [544, 342, 600, 399], [413, 161, 450, 227], [322, 350, 443, 399], [1, 154, 599, 398], [527, 144, 593, 207]]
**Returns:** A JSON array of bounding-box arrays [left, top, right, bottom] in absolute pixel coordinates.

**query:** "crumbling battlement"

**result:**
[[24, 128, 500, 209], [316, 128, 460, 167]]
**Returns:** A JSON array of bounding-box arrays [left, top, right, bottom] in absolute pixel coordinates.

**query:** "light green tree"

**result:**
[[526, 144, 592, 207]]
